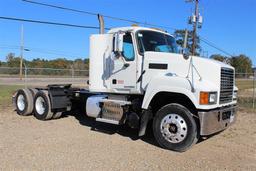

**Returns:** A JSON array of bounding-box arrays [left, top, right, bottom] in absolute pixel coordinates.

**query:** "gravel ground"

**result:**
[[0, 104, 255, 170]]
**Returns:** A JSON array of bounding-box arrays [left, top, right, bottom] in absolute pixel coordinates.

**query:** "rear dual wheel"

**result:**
[[15, 89, 62, 120], [33, 90, 62, 120], [15, 88, 39, 115], [15, 89, 34, 116]]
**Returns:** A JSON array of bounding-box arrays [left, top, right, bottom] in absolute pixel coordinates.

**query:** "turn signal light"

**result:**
[[200, 92, 209, 105]]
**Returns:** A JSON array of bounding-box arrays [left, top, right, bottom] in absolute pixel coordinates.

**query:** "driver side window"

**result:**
[[123, 33, 135, 61]]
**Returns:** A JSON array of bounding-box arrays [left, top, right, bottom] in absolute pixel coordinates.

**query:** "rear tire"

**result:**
[[28, 88, 38, 114], [153, 103, 198, 152], [33, 90, 54, 120], [15, 89, 33, 116], [52, 112, 62, 119], [28, 88, 38, 97]]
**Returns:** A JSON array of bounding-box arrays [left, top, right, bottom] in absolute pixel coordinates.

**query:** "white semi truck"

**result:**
[[14, 26, 237, 152]]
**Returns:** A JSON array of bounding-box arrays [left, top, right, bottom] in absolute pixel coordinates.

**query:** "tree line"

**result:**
[[209, 54, 253, 74], [0, 33, 254, 77], [0, 52, 89, 70], [174, 30, 254, 75], [0, 53, 89, 76]]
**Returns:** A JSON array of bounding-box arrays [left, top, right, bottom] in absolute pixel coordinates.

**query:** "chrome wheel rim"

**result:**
[[35, 96, 46, 115], [17, 94, 25, 111], [160, 114, 188, 143]]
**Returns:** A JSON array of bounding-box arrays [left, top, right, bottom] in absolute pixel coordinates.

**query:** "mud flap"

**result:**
[[138, 108, 153, 137]]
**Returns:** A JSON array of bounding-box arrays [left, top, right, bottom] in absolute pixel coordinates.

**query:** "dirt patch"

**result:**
[[0, 104, 255, 170]]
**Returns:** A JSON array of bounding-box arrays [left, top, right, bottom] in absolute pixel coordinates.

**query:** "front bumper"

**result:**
[[198, 105, 237, 136]]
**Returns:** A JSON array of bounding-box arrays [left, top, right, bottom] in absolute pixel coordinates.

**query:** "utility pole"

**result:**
[[253, 70, 255, 109], [191, 0, 199, 56], [186, 0, 202, 55], [19, 24, 24, 80]]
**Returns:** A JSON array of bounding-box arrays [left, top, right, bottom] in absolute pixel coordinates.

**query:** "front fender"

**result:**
[[142, 73, 198, 109]]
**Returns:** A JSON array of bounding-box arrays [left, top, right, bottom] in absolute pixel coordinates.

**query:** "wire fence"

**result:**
[[0, 66, 89, 87], [0, 67, 255, 109], [0, 66, 89, 77], [236, 72, 255, 110]]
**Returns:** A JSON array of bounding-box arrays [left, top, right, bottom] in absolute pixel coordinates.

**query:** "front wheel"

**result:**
[[153, 104, 198, 152]]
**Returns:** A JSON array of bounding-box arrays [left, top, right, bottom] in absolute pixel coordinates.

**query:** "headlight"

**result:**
[[200, 92, 217, 105], [233, 91, 238, 100], [209, 92, 217, 103]]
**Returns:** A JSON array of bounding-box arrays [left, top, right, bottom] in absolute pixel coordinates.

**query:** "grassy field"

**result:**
[[235, 79, 255, 110], [0, 85, 23, 105], [236, 79, 254, 90]]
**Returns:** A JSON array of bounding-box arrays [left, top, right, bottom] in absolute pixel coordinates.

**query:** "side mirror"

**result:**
[[182, 48, 190, 60], [181, 29, 189, 60], [114, 32, 124, 57]]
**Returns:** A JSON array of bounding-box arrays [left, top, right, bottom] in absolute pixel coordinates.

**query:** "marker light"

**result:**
[[200, 92, 209, 105]]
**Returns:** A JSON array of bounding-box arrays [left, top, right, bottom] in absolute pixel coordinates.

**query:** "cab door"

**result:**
[[109, 32, 138, 94]]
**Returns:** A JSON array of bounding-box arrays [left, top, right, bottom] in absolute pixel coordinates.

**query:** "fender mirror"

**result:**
[[181, 29, 190, 60], [113, 32, 124, 58]]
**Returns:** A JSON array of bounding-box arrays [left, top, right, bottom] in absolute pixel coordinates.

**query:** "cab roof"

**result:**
[[108, 26, 171, 36]]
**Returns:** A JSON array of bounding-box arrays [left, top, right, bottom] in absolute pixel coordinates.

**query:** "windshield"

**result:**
[[137, 30, 178, 54]]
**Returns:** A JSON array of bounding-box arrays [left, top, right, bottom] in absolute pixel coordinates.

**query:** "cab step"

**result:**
[[96, 118, 119, 125], [100, 98, 131, 105]]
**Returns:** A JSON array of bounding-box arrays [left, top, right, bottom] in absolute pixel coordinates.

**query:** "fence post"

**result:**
[[24, 66, 27, 88], [70, 66, 74, 83], [253, 71, 255, 109], [72, 68, 75, 79]]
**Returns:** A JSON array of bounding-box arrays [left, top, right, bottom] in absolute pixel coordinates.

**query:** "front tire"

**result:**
[[153, 103, 198, 152]]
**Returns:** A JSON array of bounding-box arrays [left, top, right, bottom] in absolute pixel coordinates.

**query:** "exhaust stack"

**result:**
[[98, 14, 104, 34]]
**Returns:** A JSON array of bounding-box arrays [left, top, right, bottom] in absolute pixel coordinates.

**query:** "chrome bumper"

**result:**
[[198, 105, 237, 136]]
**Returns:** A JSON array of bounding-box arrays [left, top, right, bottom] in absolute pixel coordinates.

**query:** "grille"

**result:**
[[220, 68, 234, 104]]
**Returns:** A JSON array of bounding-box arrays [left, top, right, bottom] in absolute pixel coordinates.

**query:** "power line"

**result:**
[[21, 0, 235, 56], [28, 48, 86, 57], [2, 2, 235, 57], [0, 44, 86, 56], [199, 36, 233, 57], [0, 45, 19, 48], [22, 0, 99, 16], [0, 44, 86, 57], [22, 0, 176, 30], [0, 46, 19, 50], [0, 16, 107, 30], [0, 16, 234, 57]]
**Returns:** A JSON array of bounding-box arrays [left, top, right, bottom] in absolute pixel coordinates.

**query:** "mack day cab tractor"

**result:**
[[13, 26, 238, 152]]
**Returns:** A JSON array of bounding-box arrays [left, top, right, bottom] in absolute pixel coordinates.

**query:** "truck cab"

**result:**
[[88, 26, 237, 151], [14, 26, 238, 152]]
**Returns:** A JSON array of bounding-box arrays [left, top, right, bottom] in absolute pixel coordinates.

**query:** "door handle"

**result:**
[[123, 63, 130, 68]]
